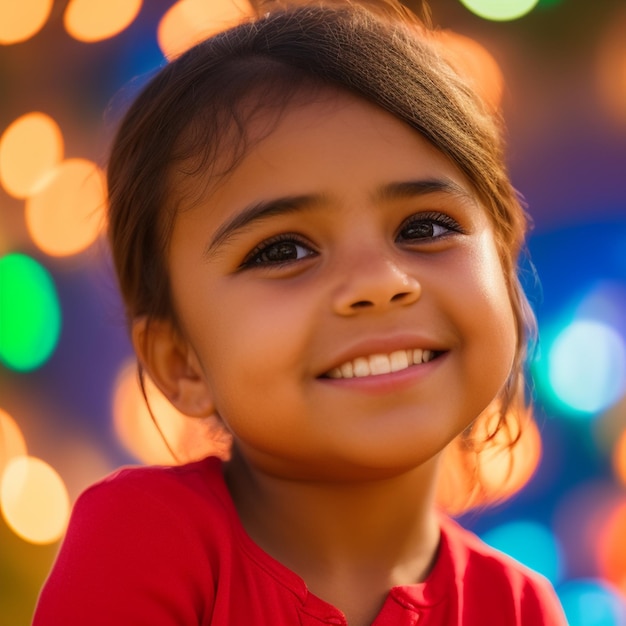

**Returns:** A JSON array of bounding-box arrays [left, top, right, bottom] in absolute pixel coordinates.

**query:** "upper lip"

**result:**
[[318, 334, 447, 377]]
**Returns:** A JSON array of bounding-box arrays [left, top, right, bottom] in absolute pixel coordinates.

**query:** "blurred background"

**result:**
[[0, 0, 625, 624]]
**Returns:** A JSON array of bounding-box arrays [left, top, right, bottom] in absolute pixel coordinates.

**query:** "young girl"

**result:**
[[34, 1, 567, 624]]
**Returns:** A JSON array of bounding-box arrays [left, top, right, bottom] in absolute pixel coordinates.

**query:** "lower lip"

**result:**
[[318, 353, 447, 396]]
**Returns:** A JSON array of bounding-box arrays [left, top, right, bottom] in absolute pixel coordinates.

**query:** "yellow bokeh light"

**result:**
[[64, 0, 143, 43], [112, 360, 231, 466], [0, 0, 53, 44], [158, 0, 254, 60], [0, 112, 63, 199], [613, 429, 626, 486], [25, 158, 106, 257], [434, 30, 504, 110], [0, 455, 70, 544], [0, 408, 27, 476]]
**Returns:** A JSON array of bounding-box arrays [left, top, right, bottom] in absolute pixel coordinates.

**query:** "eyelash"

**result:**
[[396, 211, 464, 243], [240, 233, 317, 268], [240, 211, 463, 269]]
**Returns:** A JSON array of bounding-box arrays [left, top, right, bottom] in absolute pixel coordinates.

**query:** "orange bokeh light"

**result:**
[[112, 360, 231, 466], [597, 500, 626, 595], [64, 0, 143, 43], [438, 405, 541, 514], [597, 8, 626, 127], [0, 408, 27, 476], [0, 455, 70, 544], [613, 429, 626, 486], [25, 158, 106, 257], [434, 30, 504, 110], [158, 0, 254, 60], [0, 0, 53, 45], [0, 112, 63, 199]]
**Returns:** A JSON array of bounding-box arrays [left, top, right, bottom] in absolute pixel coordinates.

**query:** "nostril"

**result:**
[[391, 292, 411, 302], [350, 300, 374, 309]]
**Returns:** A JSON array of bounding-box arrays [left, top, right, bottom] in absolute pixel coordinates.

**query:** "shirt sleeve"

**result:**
[[520, 574, 569, 626], [32, 473, 215, 626]]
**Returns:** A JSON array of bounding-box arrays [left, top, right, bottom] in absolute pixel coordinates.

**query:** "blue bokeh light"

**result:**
[[558, 579, 626, 626], [547, 319, 626, 415], [481, 520, 563, 585]]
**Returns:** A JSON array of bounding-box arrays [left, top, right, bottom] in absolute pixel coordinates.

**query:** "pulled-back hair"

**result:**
[[107, 0, 537, 512]]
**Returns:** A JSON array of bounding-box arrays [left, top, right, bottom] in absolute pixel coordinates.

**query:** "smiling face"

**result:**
[[146, 90, 517, 481]]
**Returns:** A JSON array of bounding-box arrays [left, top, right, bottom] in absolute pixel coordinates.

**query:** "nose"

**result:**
[[331, 256, 422, 316]]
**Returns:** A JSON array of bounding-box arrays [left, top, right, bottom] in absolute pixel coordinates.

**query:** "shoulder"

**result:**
[[34, 457, 230, 625], [438, 516, 568, 624]]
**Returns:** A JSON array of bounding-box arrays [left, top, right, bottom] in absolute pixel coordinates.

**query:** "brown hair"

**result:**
[[107, 0, 537, 511]]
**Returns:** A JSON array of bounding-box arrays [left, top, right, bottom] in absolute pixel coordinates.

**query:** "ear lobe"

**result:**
[[131, 317, 214, 418]]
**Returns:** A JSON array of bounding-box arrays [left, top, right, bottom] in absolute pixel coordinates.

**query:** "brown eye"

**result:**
[[242, 235, 316, 268], [397, 212, 462, 243]]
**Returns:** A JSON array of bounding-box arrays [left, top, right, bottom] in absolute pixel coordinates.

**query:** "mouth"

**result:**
[[322, 348, 443, 380]]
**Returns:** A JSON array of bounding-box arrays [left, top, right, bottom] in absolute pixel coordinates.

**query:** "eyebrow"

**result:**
[[203, 177, 474, 260]]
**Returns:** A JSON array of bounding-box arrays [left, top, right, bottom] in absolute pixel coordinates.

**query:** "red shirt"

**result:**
[[34, 457, 567, 625]]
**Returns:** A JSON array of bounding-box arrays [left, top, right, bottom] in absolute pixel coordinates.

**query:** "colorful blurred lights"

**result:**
[[0, 408, 27, 474], [0, 0, 53, 44], [547, 320, 626, 415], [0, 253, 61, 371], [25, 158, 106, 257], [64, 0, 143, 43], [0, 112, 63, 199], [458, 0, 540, 21], [0, 455, 70, 544], [481, 520, 563, 585], [158, 0, 253, 59], [558, 579, 626, 626]]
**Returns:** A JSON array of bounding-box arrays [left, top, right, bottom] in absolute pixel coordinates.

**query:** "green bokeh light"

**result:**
[[0, 253, 61, 371], [458, 0, 540, 21]]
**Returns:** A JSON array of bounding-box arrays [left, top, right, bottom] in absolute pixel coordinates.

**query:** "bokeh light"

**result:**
[[0, 408, 27, 475], [0, 253, 61, 371], [0, 0, 53, 44], [558, 579, 626, 626], [434, 30, 504, 109], [157, 0, 253, 59], [458, 0, 540, 21], [481, 520, 563, 584], [476, 410, 542, 498], [25, 158, 106, 257], [0, 456, 70, 544], [112, 360, 231, 466], [614, 429, 626, 487], [597, 500, 626, 595], [547, 319, 626, 416], [63, 0, 143, 43], [596, 7, 626, 128], [0, 112, 63, 199]]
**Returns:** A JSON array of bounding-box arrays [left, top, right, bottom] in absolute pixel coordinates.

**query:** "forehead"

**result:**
[[170, 88, 473, 216]]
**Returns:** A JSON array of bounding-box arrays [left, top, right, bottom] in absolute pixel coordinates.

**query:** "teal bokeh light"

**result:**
[[0, 253, 62, 371], [547, 320, 626, 416], [558, 580, 626, 626], [481, 520, 563, 585], [458, 0, 540, 21]]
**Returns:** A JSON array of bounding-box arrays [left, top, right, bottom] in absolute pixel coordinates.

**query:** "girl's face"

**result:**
[[160, 91, 517, 481]]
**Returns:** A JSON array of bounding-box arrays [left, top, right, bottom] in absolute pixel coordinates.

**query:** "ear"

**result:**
[[132, 317, 214, 418]]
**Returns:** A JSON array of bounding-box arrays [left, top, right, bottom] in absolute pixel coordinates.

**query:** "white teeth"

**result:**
[[326, 348, 438, 379], [353, 357, 370, 378], [340, 361, 354, 378], [390, 350, 409, 372], [369, 354, 391, 376]]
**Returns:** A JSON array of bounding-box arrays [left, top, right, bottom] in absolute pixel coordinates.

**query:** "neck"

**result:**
[[224, 449, 442, 583]]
